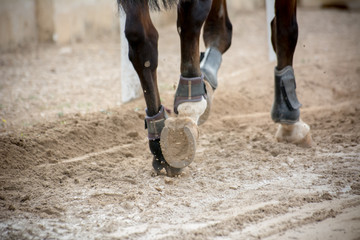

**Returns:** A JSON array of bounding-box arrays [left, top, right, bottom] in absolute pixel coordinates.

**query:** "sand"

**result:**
[[0, 8, 359, 240]]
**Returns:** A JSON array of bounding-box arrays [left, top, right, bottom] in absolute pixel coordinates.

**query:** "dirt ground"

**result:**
[[1, 7, 360, 240]]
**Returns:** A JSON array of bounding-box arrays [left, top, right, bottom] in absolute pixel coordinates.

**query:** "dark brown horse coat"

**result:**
[[117, 0, 308, 176]]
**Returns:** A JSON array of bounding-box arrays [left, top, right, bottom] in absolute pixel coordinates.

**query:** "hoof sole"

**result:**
[[160, 117, 198, 169]]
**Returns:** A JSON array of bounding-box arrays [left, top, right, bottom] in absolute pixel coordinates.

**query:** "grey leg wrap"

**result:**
[[271, 66, 302, 124], [145, 105, 168, 140], [173, 74, 207, 114], [200, 47, 222, 90]]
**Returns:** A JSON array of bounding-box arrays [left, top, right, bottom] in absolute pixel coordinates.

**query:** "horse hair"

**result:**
[[117, 0, 179, 11]]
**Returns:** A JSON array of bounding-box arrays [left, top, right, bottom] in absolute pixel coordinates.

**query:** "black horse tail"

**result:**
[[117, 0, 178, 11]]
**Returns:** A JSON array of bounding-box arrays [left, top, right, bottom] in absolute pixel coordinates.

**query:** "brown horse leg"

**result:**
[[271, 0, 297, 69], [175, 0, 213, 122], [271, 0, 312, 147], [160, 0, 213, 171], [203, 0, 232, 54], [124, 4, 172, 173], [197, 0, 233, 125], [177, 0, 212, 78]]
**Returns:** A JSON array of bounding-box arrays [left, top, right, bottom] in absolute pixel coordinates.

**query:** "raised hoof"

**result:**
[[275, 120, 313, 148], [160, 117, 199, 169], [198, 80, 214, 126]]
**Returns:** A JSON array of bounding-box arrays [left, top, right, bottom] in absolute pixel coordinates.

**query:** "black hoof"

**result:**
[[150, 139, 165, 173], [164, 164, 183, 177], [152, 157, 183, 177], [152, 156, 164, 173], [150, 140, 183, 177]]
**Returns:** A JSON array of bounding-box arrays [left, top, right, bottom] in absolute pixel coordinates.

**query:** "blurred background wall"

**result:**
[[0, 0, 38, 51], [0, 0, 120, 51], [0, 0, 359, 52]]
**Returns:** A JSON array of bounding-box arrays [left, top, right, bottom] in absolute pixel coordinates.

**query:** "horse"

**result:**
[[117, 0, 312, 176]]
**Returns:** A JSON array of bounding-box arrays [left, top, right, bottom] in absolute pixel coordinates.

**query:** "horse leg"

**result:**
[[198, 0, 232, 125], [124, 4, 181, 175], [160, 0, 212, 170], [271, 0, 312, 147]]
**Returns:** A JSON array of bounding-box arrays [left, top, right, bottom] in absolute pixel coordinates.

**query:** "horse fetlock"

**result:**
[[174, 74, 207, 123], [145, 105, 168, 140], [271, 66, 301, 124], [177, 98, 207, 125], [200, 47, 222, 90], [275, 119, 313, 147]]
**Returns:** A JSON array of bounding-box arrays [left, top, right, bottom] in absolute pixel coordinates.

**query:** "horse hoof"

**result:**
[[275, 119, 313, 147], [152, 157, 182, 176], [164, 164, 183, 177], [160, 117, 199, 169], [198, 80, 214, 126], [152, 156, 164, 174]]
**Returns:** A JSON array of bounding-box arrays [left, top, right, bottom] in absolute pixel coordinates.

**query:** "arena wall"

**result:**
[[1, 0, 358, 51]]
